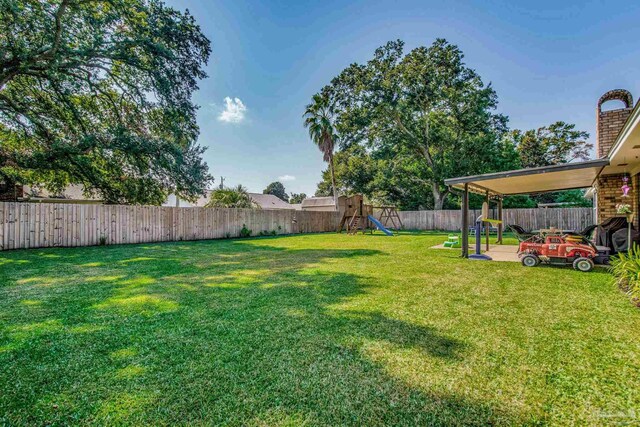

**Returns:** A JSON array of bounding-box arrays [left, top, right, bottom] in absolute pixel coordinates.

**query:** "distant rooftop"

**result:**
[[301, 196, 336, 208], [248, 193, 293, 210], [23, 184, 102, 202]]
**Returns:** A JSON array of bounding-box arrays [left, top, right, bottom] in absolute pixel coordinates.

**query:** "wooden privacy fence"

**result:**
[[398, 208, 594, 232], [0, 202, 340, 251]]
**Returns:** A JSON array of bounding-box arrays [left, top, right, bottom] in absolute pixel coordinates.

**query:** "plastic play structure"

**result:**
[[443, 235, 460, 248], [469, 202, 502, 261], [337, 195, 402, 236], [368, 215, 393, 236]]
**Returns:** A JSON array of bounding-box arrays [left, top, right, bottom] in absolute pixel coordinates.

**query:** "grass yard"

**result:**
[[1, 232, 639, 426]]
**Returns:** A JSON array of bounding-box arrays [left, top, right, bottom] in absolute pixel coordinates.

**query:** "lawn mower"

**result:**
[[518, 234, 599, 272]]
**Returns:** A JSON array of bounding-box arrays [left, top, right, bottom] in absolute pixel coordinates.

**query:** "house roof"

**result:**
[[24, 184, 102, 202], [444, 159, 610, 196], [301, 197, 336, 208], [248, 193, 293, 210]]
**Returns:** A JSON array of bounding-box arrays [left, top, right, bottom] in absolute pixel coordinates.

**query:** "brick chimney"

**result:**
[[595, 89, 636, 226], [596, 89, 634, 158]]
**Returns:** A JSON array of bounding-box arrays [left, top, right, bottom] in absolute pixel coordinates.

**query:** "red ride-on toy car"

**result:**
[[518, 234, 598, 272]]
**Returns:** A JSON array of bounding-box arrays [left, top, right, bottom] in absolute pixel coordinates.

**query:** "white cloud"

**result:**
[[218, 97, 247, 123], [278, 175, 296, 182]]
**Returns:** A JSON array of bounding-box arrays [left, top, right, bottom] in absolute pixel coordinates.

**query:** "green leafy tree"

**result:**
[[315, 39, 508, 209], [511, 122, 591, 168], [206, 185, 257, 209], [263, 181, 288, 202], [0, 0, 212, 204], [289, 193, 307, 204], [303, 94, 339, 208], [501, 122, 592, 207]]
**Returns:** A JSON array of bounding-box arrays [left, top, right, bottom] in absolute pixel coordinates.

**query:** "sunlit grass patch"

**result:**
[[110, 348, 138, 360], [114, 365, 146, 380], [80, 262, 103, 267], [92, 295, 178, 315]]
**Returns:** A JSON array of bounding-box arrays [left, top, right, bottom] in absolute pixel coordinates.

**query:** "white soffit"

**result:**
[[445, 159, 609, 196]]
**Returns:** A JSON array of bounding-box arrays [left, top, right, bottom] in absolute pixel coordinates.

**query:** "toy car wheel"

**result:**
[[521, 254, 539, 267], [573, 257, 594, 272]]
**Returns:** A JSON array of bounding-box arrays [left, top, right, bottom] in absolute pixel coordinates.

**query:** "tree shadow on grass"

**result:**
[[0, 239, 528, 425]]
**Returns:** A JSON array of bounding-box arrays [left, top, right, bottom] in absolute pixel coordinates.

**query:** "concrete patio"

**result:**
[[431, 243, 520, 262]]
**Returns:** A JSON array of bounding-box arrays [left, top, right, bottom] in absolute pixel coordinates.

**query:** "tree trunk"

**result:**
[[329, 153, 339, 210], [432, 184, 448, 210], [0, 175, 19, 201]]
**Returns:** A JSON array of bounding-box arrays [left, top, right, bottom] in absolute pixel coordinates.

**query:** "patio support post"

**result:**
[[497, 197, 503, 244], [485, 191, 490, 252], [461, 184, 469, 258]]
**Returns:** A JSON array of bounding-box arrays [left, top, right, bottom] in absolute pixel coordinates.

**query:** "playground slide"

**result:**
[[367, 215, 393, 236]]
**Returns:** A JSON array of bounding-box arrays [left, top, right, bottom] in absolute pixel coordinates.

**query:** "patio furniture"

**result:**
[[578, 224, 597, 240], [507, 224, 534, 242], [469, 224, 498, 236], [612, 228, 640, 252], [596, 216, 632, 254]]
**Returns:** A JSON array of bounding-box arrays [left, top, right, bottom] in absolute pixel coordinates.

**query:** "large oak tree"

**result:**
[[316, 39, 508, 209], [0, 0, 212, 204]]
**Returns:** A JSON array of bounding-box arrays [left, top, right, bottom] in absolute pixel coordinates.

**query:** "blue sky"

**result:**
[[167, 0, 640, 196]]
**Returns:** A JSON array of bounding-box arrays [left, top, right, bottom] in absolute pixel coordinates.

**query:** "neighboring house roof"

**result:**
[[191, 191, 211, 207], [301, 197, 336, 209], [164, 191, 213, 207], [290, 203, 303, 211], [248, 193, 293, 210]]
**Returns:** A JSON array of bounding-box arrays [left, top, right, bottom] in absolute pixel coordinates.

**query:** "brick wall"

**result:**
[[596, 174, 638, 228], [595, 89, 636, 226]]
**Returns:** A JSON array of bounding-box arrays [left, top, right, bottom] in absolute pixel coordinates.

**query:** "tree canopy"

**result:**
[[303, 94, 338, 207], [263, 181, 288, 202], [0, 0, 212, 204], [312, 39, 509, 209], [312, 40, 593, 209], [509, 122, 591, 168], [206, 185, 257, 209], [314, 39, 509, 209], [289, 193, 307, 204]]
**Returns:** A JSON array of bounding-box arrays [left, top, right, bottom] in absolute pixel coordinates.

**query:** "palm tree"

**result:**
[[303, 94, 339, 209], [205, 185, 258, 209]]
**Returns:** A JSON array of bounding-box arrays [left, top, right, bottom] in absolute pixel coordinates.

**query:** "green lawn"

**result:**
[[1, 232, 638, 426]]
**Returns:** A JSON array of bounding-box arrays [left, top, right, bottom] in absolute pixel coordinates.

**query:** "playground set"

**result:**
[[337, 194, 403, 236]]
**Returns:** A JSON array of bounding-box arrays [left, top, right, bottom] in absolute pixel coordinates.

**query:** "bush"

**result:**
[[256, 230, 278, 237], [239, 224, 252, 238], [609, 245, 640, 307]]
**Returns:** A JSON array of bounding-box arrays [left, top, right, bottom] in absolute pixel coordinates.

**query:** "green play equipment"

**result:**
[[443, 234, 460, 248]]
